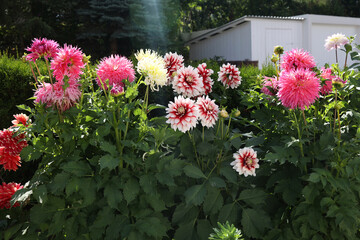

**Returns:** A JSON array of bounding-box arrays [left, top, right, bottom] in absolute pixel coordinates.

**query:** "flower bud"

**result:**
[[271, 54, 279, 63], [220, 109, 229, 118], [110, 84, 124, 97], [332, 78, 345, 89], [233, 109, 241, 117], [82, 54, 91, 64], [274, 45, 284, 55]]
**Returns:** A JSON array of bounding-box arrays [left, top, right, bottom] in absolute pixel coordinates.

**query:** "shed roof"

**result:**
[[186, 15, 304, 45]]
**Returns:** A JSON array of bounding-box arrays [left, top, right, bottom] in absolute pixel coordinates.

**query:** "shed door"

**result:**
[[265, 28, 294, 55]]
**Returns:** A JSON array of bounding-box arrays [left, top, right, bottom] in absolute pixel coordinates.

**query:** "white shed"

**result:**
[[185, 14, 360, 68]]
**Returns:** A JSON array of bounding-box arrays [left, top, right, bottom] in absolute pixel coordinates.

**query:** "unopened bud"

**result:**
[[234, 109, 241, 117], [271, 54, 279, 63], [274, 45, 284, 55], [83, 54, 91, 64], [110, 84, 124, 97], [332, 78, 345, 89], [220, 109, 229, 118]]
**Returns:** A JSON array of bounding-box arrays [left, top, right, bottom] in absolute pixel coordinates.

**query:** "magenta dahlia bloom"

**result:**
[[196, 96, 219, 128], [52, 80, 81, 112], [25, 38, 59, 62], [0, 182, 23, 209], [96, 55, 135, 89], [173, 66, 204, 97], [218, 63, 241, 89], [261, 76, 279, 96], [281, 49, 316, 71], [197, 63, 214, 95], [0, 129, 27, 171], [51, 44, 86, 81], [164, 52, 184, 83], [110, 83, 124, 97], [166, 96, 199, 133], [231, 147, 259, 177], [34, 83, 54, 107], [277, 69, 320, 110]]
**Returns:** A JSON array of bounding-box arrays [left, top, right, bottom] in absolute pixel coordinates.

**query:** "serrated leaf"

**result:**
[[218, 203, 237, 223], [104, 183, 123, 210], [136, 217, 168, 238], [123, 178, 140, 204], [50, 172, 70, 193], [241, 208, 271, 238], [145, 194, 166, 212], [61, 161, 92, 177], [220, 165, 238, 184], [208, 177, 226, 188], [172, 203, 198, 224], [180, 135, 194, 160], [139, 175, 157, 194], [184, 165, 206, 179], [4, 223, 22, 240], [203, 188, 223, 215], [11, 188, 32, 206], [184, 184, 207, 206], [238, 189, 267, 206], [100, 141, 118, 156], [197, 220, 213, 240], [174, 222, 197, 240], [33, 185, 47, 204], [99, 154, 118, 171]]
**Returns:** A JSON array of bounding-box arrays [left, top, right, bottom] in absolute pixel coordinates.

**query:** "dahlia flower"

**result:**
[[12, 114, 29, 127], [319, 67, 335, 95], [197, 63, 214, 95], [0, 182, 23, 209], [51, 44, 86, 81], [261, 76, 279, 96], [164, 52, 184, 83], [173, 66, 204, 97], [0, 129, 27, 171], [281, 49, 316, 71], [25, 38, 59, 62], [96, 55, 135, 89], [231, 147, 259, 177], [218, 63, 242, 89], [277, 69, 320, 110], [196, 96, 219, 128], [110, 83, 124, 97], [135, 49, 167, 91], [34, 83, 54, 107], [166, 96, 198, 133], [324, 33, 349, 51]]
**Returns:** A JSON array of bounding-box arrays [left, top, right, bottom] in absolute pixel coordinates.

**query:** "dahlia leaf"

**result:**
[[196, 219, 213, 240], [218, 203, 237, 224], [104, 183, 123, 210], [61, 161, 92, 177], [136, 217, 168, 238], [172, 203, 198, 225], [174, 222, 197, 240], [184, 165, 206, 179], [238, 189, 267, 206], [123, 177, 140, 204], [208, 177, 226, 188], [11, 188, 32, 205], [4, 223, 22, 240], [203, 187, 224, 215], [100, 141, 117, 156], [33, 185, 48, 204], [145, 194, 166, 212], [220, 166, 238, 184], [139, 174, 157, 194], [241, 208, 271, 238], [99, 154, 118, 171], [184, 184, 207, 206]]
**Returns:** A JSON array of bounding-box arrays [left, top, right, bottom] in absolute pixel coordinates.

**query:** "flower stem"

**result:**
[[188, 131, 200, 167], [335, 47, 338, 64], [225, 116, 232, 138], [45, 58, 53, 85], [292, 110, 304, 158]]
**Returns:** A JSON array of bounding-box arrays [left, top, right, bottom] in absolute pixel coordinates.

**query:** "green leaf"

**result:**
[[145, 194, 166, 212], [61, 161, 92, 177], [241, 208, 271, 238], [172, 203, 198, 224], [4, 223, 22, 240], [184, 184, 207, 206], [245, 135, 265, 147], [174, 222, 197, 240], [218, 203, 237, 223], [49, 172, 70, 193], [180, 135, 194, 160], [100, 141, 118, 156], [184, 165, 206, 179], [104, 183, 123, 210], [11, 188, 32, 206], [136, 217, 168, 238], [208, 177, 226, 188], [139, 175, 157, 194], [203, 188, 223, 215], [123, 178, 140, 204], [99, 154, 119, 171], [33, 185, 48, 204], [238, 189, 267, 206], [197, 220, 213, 240], [220, 165, 238, 184]]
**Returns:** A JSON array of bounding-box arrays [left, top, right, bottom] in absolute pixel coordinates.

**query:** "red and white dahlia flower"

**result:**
[[164, 52, 184, 83], [173, 66, 204, 97], [12, 114, 29, 127], [96, 55, 135, 89], [166, 96, 198, 133], [197, 63, 214, 95], [218, 63, 241, 89], [196, 96, 219, 128], [231, 147, 259, 177], [0, 182, 23, 209]]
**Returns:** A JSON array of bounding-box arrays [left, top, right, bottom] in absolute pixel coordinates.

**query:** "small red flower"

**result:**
[[12, 114, 29, 127], [0, 130, 28, 171], [0, 182, 23, 209]]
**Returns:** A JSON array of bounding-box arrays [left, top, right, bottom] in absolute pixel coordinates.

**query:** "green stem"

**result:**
[[225, 116, 232, 138], [45, 58, 53, 86], [188, 131, 200, 167], [202, 127, 205, 142], [293, 110, 304, 158]]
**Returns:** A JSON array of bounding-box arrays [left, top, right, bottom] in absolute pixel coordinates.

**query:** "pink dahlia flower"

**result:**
[[34, 83, 54, 107], [12, 114, 29, 127], [196, 96, 219, 128], [0, 182, 23, 209], [277, 69, 320, 110], [96, 55, 135, 89], [0, 129, 27, 171], [319, 67, 335, 95], [231, 147, 259, 177], [110, 83, 124, 97], [166, 96, 198, 133], [173, 66, 204, 97], [281, 49, 316, 71], [261, 76, 279, 96], [164, 52, 184, 83], [51, 44, 86, 81], [197, 63, 214, 95], [218, 63, 242, 89], [324, 33, 349, 51], [25, 38, 59, 62]]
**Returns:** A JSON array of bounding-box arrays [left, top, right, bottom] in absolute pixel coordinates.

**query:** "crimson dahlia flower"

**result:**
[[0, 182, 23, 209], [25, 38, 59, 62], [166, 96, 198, 133], [231, 147, 259, 177]]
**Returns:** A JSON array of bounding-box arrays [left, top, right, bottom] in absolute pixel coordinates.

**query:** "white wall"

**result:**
[[250, 19, 303, 68], [189, 22, 252, 61]]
